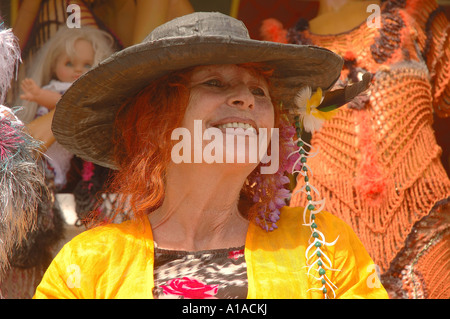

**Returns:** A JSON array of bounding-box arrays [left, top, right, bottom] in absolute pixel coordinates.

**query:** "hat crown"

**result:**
[[145, 12, 250, 42]]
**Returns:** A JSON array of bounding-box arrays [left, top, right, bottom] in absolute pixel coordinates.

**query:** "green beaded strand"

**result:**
[[295, 116, 328, 299]]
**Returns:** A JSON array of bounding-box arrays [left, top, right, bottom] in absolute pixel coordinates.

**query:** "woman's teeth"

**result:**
[[216, 122, 255, 130]]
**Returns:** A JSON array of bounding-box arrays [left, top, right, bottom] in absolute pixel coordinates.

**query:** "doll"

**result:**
[[17, 26, 115, 190], [18, 26, 115, 123], [12, 0, 193, 51]]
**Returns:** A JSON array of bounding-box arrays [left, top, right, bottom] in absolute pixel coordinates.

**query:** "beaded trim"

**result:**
[[290, 115, 340, 299]]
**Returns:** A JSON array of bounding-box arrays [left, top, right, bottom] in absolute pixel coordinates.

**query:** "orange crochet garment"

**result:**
[[262, 0, 450, 297]]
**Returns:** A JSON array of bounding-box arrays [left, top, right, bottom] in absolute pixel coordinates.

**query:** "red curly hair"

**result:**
[[104, 63, 284, 225]]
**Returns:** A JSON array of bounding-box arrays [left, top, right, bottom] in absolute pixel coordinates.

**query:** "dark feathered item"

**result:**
[[317, 72, 372, 112]]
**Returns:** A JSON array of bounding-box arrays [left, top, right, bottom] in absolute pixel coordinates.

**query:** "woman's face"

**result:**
[[181, 64, 274, 166]]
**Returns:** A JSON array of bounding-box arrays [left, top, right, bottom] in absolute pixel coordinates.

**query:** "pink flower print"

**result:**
[[228, 249, 245, 260], [162, 277, 218, 299], [81, 161, 95, 181]]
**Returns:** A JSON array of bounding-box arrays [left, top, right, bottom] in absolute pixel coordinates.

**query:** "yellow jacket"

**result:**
[[34, 206, 388, 299]]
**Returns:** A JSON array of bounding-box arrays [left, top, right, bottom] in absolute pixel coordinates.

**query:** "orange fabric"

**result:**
[[410, 231, 450, 299], [381, 200, 450, 299], [406, 0, 450, 117], [287, 0, 450, 273], [33, 207, 388, 299]]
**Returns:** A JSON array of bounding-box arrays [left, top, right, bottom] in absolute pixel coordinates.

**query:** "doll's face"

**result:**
[[54, 39, 95, 83]]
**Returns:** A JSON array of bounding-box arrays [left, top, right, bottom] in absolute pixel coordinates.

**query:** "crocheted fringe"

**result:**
[[405, 230, 450, 299], [291, 61, 450, 272], [429, 13, 450, 117], [281, 0, 450, 279], [292, 151, 450, 272], [406, 0, 450, 117]]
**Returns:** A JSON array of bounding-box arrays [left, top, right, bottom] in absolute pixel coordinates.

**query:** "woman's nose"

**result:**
[[227, 84, 254, 109]]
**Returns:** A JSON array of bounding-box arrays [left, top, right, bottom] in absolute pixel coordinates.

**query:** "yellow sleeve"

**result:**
[[329, 217, 389, 299], [33, 244, 85, 299], [33, 227, 112, 299]]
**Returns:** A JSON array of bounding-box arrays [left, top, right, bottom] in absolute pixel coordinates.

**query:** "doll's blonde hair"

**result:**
[[17, 27, 115, 123]]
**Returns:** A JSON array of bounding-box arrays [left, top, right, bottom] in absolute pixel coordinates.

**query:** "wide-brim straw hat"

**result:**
[[52, 12, 344, 170]]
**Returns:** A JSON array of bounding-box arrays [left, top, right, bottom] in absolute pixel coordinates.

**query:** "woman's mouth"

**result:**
[[211, 118, 258, 134], [216, 122, 255, 130]]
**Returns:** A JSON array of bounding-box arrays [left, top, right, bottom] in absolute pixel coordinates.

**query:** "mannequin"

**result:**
[[85, 0, 194, 46], [261, 0, 450, 298], [309, 0, 381, 35]]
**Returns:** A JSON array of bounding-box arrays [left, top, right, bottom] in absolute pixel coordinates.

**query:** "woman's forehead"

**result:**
[[191, 64, 270, 83]]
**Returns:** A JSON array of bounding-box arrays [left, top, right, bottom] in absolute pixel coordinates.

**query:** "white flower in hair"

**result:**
[[294, 86, 337, 133]]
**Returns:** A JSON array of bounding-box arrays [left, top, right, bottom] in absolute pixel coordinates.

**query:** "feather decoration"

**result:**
[[292, 72, 372, 133], [0, 106, 46, 280], [317, 72, 372, 112], [0, 26, 22, 104]]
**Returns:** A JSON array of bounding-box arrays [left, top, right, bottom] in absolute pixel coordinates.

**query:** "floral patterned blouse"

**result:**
[[152, 245, 248, 299]]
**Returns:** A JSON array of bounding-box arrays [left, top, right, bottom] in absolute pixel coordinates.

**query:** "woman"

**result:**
[[33, 12, 388, 299]]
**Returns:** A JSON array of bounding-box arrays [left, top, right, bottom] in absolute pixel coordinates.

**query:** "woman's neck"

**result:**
[[309, 0, 381, 35], [149, 163, 251, 251]]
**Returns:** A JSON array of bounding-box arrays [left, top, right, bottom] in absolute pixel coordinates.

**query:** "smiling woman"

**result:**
[[171, 64, 278, 169], [33, 12, 388, 299], [110, 63, 283, 235]]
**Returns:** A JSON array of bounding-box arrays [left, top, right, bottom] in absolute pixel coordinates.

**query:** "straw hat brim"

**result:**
[[52, 34, 343, 169]]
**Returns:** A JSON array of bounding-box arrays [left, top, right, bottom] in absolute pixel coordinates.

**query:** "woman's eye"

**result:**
[[203, 79, 223, 87], [84, 64, 92, 69], [251, 87, 266, 96], [65, 61, 73, 67]]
